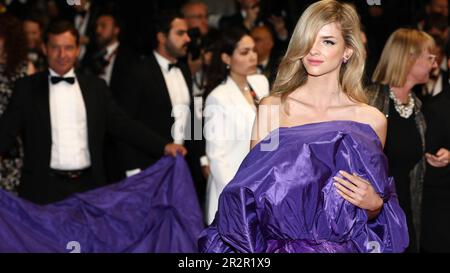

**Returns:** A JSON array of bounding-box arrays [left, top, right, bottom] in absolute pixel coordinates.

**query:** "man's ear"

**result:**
[[114, 26, 120, 37], [156, 32, 166, 46], [75, 44, 81, 58]]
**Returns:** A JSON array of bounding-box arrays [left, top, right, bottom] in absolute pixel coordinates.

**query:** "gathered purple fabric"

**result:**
[[199, 121, 409, 253], [0, 155, 204, 253]]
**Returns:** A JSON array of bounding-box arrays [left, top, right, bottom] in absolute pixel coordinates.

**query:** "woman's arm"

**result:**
[[250, 96, 280, 150], [330, 106, 386, 219], [363, 105, 388, 148]]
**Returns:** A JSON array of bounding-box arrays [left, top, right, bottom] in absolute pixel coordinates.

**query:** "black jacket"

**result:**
[[111, 53, 207, 200], [0, 71, 169, 204]]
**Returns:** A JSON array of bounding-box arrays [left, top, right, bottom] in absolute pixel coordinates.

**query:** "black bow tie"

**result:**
[[168, 62, 180, 71], [50, 76, 76, 85]]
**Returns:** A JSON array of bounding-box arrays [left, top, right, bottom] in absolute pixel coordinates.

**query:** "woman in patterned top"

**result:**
[[0, 13, 35, 193]]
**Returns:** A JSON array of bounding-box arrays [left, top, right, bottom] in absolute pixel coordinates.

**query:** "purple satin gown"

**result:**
[[0, 155, 203, 253], [199, 121, 409, 253]]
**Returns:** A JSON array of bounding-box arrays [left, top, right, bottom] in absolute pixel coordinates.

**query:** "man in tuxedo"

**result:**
[[112, 11, 208, 207], [82, 11, 139, 97], [71, 0, 103, 63], [219, 0, 289, 45], [251, 25, 280, 88], [81, 11, 141, 182], [0, 21, 186, 205], [181, 2, 215, 183]]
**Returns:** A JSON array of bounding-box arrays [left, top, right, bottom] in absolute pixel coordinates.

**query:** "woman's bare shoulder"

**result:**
[[356, 104, 387, 125], [251, 94, 284, 149], [259, 93, 282, 106], [355, 103, 387, 145]]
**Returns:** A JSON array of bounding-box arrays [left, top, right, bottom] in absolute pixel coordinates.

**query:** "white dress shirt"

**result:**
[[153, 51, 191, 145], [49, 69, 91, 170], [99, 41, 119, 85]]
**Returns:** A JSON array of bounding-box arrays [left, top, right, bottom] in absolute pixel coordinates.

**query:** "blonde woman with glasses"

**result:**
[[368, 28, 439, 252], [199, 0, 408, 253]]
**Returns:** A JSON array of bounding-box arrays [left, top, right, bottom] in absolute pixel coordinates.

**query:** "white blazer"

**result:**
[[204, 74, 269, 224]]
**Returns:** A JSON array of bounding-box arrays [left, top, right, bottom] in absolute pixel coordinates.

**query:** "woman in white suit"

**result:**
[[204, 28, 270, 224]]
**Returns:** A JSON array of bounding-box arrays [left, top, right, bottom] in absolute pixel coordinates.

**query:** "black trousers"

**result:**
[[47, 169, 93, 203]]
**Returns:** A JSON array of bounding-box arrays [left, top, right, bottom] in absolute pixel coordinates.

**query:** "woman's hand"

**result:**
[[333, 171, 383, 220], [425, 148, 450, 168]]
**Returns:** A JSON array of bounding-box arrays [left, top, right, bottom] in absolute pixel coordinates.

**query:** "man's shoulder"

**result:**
[[126, 54, 160, 77], [76, 72, 108, 86], [14, 72, 48, 93], [16, 71, 45, 84], [139, 54, 159, 67], [423, 91, 450, 116]]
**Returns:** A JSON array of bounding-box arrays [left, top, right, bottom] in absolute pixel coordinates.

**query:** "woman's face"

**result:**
[[302, 23, 352, 78], [223, 35, 258, 77], [408, 49, 438, 85]]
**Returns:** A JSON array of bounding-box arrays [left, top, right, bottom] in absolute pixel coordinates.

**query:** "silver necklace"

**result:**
[[389, 89, 414, 119]]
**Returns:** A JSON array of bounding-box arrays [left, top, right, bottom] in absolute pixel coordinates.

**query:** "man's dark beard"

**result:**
[[96, 35, 115, 49], [166, 41, 187, 59]]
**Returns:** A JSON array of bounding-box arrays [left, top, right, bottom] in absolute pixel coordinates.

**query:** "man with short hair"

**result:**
[[113, 11, 207, 207], [251, 25, 279, 87], [0, 21, 186, 204], [427, 0, 448, 17], [181, 1, 210, 36], [83, 11, 138, 94]]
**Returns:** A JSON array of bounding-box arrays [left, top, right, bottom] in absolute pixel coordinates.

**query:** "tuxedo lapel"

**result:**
[[36, 72, 52, 147], [109, 51, 121, 90], [148, 55, 173, 115], [110, 45, 127, 90]]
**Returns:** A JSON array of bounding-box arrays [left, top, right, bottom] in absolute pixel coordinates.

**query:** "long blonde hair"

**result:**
[[372, 28, 435, 87], [272, 0, 367, 103]]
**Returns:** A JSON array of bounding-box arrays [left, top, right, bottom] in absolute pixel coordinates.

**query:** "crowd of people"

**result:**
[[0, 0, 449, 253]]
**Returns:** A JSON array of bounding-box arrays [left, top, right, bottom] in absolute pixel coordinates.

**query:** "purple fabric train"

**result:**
[[0, 155, 204, 253], [199, 120, 409, 253]]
